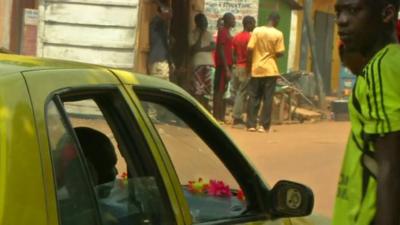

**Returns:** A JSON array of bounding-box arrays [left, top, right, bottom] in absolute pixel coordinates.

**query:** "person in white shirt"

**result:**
[[189, 13, 215, 111]]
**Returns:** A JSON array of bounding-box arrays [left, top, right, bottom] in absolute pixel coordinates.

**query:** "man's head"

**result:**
[[335, 0, 399, 56], [195, 13, 208, 30], [157, 4, 172, 21], [243, 16, 256, 32], [74, 127, 117, 185], [267, 11, 280, 27], [223, 12, 236, 28]]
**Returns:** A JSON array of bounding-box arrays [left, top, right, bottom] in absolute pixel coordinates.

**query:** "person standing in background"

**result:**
[[246, 12, 285, 133], [231, 16, 256, 128], [148, 4, 173, 80], [189, 13, 215, 111], [213, 12, 235, 124]]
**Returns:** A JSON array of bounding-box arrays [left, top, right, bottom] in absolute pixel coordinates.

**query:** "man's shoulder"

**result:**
[[270, 27, 283, 36], [254, 26, 282, 35], [385, 44, 400, 60], [378, 44, 400, 71], [252, 27, 263, 33], [233, 32, 242, 39], [217, 28, 231, 41], [233, 31, 249, 40]]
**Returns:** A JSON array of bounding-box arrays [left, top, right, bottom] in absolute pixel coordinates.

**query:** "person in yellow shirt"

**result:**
[[246, 12, 285, 132]]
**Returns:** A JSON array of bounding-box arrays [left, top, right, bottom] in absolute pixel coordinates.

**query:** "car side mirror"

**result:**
[[270, 180, 314, 218]]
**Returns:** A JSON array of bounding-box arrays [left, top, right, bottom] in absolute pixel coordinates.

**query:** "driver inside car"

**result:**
[[74, 127, 131, 225]]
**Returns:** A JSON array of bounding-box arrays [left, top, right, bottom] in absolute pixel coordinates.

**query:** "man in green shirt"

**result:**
[[333, 0, 400, 225]]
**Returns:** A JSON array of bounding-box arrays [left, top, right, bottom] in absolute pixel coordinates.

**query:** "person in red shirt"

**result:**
[[231, 16, 256, 128], [213, 13, 235, 123]]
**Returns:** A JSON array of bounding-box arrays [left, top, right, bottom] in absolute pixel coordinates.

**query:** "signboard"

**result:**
[[24, 8, 39, 25], [204, 0, 259, 35], [22, 9, 38, 55]]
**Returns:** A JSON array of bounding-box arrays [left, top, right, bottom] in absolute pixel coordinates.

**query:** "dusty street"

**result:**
[[222, 121, 350, 219]]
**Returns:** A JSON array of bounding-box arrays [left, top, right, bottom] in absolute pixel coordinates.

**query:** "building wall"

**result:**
[[292, 9, 303, 71], [38, 0, 138, 69], [0, 0, 13, 50], [292, 0, 341, 94], [313, 0, 340, 94]]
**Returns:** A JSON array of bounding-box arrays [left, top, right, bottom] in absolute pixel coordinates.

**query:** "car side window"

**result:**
[[46, 91, 175, 225], [140, 100, 247, 223], [47, 100, 100, 225]]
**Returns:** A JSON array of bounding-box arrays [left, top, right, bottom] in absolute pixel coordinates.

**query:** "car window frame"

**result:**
[[47, 94, 104, 225], [133, 86, 273, 224], [44, 86, 178, 225]]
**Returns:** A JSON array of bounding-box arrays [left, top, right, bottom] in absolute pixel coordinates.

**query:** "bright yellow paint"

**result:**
[[0, 74, 48, 225], [0, 53, 320, 225]]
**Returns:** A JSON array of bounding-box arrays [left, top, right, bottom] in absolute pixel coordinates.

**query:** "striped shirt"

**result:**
[[333, 44, 400, 225]]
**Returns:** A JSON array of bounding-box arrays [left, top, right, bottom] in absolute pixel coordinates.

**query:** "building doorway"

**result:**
[[134, 0, 192, 90], [314, 11, 335, 95]]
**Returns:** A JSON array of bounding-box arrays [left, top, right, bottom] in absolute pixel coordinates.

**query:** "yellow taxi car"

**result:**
[[0, 53, 315, 225]]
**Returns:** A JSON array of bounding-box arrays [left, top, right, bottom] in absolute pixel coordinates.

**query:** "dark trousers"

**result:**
[[246, 76, 277, 129], [213, 66, 231, 121]]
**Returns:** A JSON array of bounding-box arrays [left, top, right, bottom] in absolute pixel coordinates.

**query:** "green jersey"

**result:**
[[332, 44, 400, 225]]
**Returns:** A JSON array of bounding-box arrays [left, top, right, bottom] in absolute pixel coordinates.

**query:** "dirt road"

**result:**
[[222, 121, 350, 219]]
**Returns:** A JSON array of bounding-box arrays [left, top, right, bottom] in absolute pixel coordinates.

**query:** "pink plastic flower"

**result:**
[[207, 180, 232, 197]]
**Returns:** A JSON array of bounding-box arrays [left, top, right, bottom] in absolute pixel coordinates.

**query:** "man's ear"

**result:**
[[382, 4, 396, 23]]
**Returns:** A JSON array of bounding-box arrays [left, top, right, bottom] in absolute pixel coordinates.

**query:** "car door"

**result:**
[[23, 68, 185, 225], [129, 84, 298, 225], [0, 73, 48, 225]]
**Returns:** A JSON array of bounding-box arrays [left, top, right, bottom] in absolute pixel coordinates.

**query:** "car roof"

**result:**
[[0, 53, 192, 100], [0, 53, 102, 76]]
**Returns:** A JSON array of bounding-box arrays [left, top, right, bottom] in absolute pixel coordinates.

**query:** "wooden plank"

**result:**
[[46, 0, 138, 7], [43, 45, 134, 68], [37, 4, 46, 56], [294, 107, 321, 118], [43, 23, 136, 48], [0, 0, 13, 49], [44, 3, 138, 27]]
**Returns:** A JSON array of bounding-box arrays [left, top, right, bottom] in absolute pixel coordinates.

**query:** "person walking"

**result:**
[[246, 12, 284, 132], [231, 16, 256, 128], [213, 12, 235, 124], [189, 13, 215, 111], [332, 1, 400, 225]]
